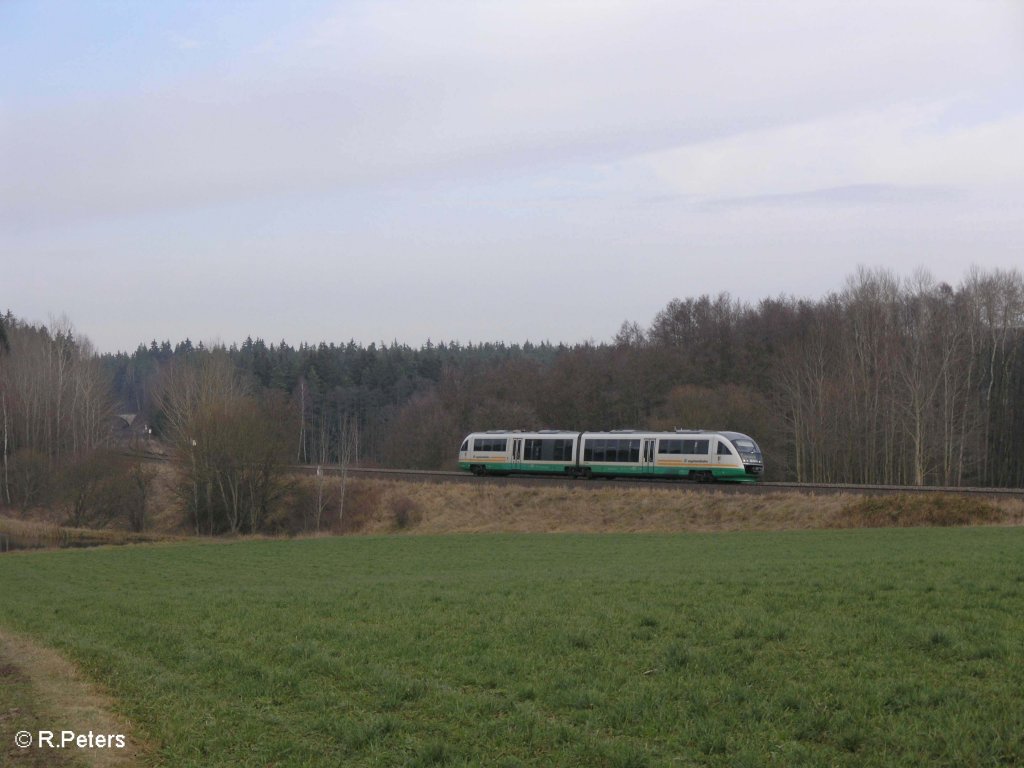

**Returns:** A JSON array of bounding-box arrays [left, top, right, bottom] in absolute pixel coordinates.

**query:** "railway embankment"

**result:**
[[3, 475, 1022, 551], [314, 478, 1024, 536]]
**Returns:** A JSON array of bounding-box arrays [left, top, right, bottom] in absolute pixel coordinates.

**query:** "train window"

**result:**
[[582, 439, 641, 462], [659, 439, 683, 455], [474, 438, 507, 452], [522, 439, 572, 461], [524, 438, 573, 462], [585, 439, 645, 462], [628, 439, 640, 462], [553, 439, 573, 461], [717, 441, 733, 456], [461, 439, 468, 452], [681, 439, 710, 454]]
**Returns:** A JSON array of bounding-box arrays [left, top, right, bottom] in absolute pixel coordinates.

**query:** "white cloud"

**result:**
[[167, 32, 202, 51], [634, 104, 1024, 202], [4, 0, 1021, 226]]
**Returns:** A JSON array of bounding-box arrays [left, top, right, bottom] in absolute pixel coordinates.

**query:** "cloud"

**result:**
[[3, 0, 1021, 230], [702, 184, 963, 211], [632, 105, 1024, 204], [167, 32, 202, 50]]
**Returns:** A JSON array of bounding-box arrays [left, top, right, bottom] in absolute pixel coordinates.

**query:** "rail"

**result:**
[[302, 466, 1024, 499], [115, 449, 1024, 499]]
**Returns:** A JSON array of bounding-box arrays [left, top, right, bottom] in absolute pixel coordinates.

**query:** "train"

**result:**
[[458, 429, 764, 483]]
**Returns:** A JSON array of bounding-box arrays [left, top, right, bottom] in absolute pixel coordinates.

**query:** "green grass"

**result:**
[[1, 529, 1023, 766]]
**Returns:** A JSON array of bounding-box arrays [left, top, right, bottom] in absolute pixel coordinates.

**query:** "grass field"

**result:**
[[1, 529, 1023, 767]]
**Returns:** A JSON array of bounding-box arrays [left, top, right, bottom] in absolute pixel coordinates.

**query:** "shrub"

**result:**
[[838, 494, 1002, 528], [335, 480, 382, 534], [6, 448, 51, 512], [390, 494, 423, 530]]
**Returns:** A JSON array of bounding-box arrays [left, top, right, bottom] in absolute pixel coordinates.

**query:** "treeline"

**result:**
[[772, 269, 1024, 486], [2, 264, 1023, 534], [103, 265, 1024, 488], [0, 315, 154, 529]]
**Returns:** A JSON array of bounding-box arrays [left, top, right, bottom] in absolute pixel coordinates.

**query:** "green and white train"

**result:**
[[458, 430, 764, 483]]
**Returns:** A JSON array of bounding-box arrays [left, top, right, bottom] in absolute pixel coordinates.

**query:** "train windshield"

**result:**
[[732, 438, 759, 454]]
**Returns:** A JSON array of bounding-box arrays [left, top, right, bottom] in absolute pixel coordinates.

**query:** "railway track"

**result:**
[[117, 449, 1024, 499], [318, 466, 1024, 499]]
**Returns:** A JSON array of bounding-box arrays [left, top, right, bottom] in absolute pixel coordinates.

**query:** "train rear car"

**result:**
[[458, 431, 579, 476]]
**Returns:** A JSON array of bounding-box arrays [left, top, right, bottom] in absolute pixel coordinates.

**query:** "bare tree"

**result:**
[[311, 408, 331, 533], [154, 352, 295, 535], [1, 390, 9, 507], [0, 317, 114, 508], [127, 463, 156, 532], [295, 376, 309, 464], [337, 413, 358, 531]]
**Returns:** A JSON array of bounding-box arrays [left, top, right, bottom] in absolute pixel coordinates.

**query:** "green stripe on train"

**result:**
[[459, 462, 757, 482]]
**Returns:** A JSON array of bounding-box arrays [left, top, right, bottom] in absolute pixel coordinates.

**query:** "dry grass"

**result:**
[[0, 517, 177, 552], [8, 471, 1021, 546], [333, 479, 1024, 535], [0, 628, 143, 767], [833, 493, 1014, 528]]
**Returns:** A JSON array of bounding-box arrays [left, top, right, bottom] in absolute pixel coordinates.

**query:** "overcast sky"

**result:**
[[2, 1, 1023, 353]]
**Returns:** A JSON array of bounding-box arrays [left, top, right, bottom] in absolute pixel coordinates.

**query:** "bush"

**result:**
[[335, 480, 381, 534], [266, 476, 387, 536], [839, 494, 1002, 528], [58, 451, 151, 529], [269, 476, 339, 536], [5, 448, 51, 512], [389, 494, 423, 531]]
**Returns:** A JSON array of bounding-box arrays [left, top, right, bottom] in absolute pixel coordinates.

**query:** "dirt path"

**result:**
[[0, 628, 143, 767]]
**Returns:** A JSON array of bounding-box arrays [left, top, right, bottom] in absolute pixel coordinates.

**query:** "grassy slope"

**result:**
[[344, 480, 1024, 535], [0, 530, 1023, 767]]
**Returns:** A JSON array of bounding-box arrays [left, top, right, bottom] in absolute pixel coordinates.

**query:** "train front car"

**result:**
[[576, 430, 764, 483], [718, 432, 764, 481], [459, 431, 579, 476]]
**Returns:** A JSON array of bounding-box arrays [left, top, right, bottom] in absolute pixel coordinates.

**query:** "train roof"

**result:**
[[467, 429, 751, 438], [467, 430, 578, 437], [579, 429, 734, 436]]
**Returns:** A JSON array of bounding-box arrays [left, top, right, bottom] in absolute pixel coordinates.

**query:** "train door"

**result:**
[[511, 438, 523, 468], [720, 438, 737, 468], [641, 438, 656, 474]]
